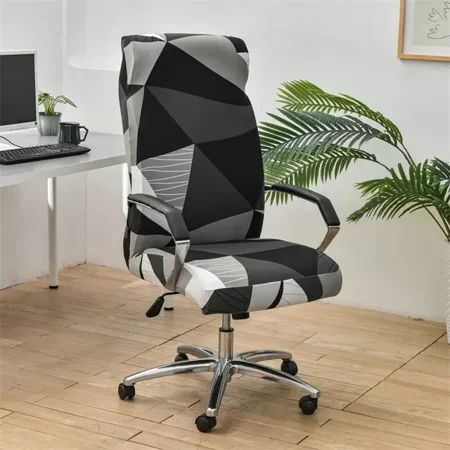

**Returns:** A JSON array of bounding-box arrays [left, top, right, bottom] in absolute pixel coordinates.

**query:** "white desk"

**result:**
[[0, 130, 126, 287]]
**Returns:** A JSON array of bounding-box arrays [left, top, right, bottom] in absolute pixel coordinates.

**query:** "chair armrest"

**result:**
[[128, 193, 190, 241], [128, 193, 190, 289], [265, 184, 340, 252]]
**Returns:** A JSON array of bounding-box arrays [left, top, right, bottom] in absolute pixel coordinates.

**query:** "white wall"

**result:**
[[2, 0, 448, 322], [0, 0, 86, 288]]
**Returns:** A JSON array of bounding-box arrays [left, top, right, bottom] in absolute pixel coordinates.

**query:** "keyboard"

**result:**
[[0, 144, 91, 165]]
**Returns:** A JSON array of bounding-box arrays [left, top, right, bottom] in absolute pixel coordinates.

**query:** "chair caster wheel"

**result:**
[[299, 395, 318, 415], [118, 383, 135, 400], [174, 352, 189, 362], [195, 413, 217, 432], [281, 359, 298, 376]]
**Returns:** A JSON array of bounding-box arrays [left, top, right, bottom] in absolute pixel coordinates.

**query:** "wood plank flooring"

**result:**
[[0, 264, 448, 449]]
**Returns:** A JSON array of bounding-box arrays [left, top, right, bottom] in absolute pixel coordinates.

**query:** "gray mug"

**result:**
[[58, 122, 89, 145]]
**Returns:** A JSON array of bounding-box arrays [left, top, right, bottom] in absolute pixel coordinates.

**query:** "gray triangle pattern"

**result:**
[[189, 211, 254, 243], [150, 86, 255, 143], [169, 35, 248, 90], [127, 87, 145, 166], [124, 40, 165, 85]]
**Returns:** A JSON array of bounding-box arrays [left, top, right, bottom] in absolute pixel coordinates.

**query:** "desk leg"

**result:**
[[48, 177, 58, 288]]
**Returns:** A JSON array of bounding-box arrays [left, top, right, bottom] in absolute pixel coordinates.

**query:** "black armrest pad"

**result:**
[[128, 193, 190, 241], [266, 184, 340, 227]]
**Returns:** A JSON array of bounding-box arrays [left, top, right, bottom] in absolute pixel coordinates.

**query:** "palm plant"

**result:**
[[260, 80, 450, 241]]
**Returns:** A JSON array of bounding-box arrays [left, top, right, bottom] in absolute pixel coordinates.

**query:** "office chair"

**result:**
[[118, 33, 342, 432]]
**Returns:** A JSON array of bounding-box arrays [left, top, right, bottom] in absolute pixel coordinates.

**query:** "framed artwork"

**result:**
[[398, 0, 450, 61]]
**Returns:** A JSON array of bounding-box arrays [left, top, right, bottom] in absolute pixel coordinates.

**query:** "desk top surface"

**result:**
[[0, 130, 126, 188]]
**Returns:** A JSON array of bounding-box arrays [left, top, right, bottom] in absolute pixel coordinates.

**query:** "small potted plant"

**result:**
[[37, 91, 77, 136]]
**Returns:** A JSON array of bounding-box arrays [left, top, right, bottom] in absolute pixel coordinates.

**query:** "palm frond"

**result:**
[[429, 158, 450, 190], [264, 146, 378, 205], [277, 80, 403, 145], [264, 147, 376, 205], [259, 110, 390, 167], [348, 161, 450, 232], [261, 79, 449, 240]]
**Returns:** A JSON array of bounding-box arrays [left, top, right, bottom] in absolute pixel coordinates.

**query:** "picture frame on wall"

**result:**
[[398, 0, 450, 61]]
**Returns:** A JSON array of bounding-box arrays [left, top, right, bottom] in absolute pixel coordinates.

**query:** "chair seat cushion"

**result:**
[[131, 238, 342, 314]]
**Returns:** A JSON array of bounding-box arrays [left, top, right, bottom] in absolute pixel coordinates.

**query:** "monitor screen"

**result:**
[[0, 52, 37, 130]]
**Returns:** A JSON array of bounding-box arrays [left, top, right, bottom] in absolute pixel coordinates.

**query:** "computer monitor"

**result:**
[[0, 50, 38, 132]]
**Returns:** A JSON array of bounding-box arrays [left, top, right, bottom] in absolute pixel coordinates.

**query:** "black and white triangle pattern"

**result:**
[[119, 33, 342, 314]]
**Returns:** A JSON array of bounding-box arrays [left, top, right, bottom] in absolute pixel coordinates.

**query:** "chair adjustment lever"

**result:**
[[146, 292, 178, 318]]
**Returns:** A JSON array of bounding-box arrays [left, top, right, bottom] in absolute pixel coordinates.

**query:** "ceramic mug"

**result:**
[[58, 122, 89, 145]]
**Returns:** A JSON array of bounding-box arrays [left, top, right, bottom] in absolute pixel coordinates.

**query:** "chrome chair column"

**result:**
[[204, 314, 235, 419]]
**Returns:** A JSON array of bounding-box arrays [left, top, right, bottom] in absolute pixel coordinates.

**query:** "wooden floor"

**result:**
[[0, 264, 449, 450]]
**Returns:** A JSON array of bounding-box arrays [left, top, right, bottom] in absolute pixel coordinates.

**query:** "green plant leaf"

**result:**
[[259, 109, 390, 168], [38, 92, 49, 105], [260, 80, 449, 240], [348, 161, 450, 235], [55, 95, 77, 108], [429, 158, 450, 189], [37, 92, 77, 114], [277, 80, 403, 145], [264, 146, 378, 204]]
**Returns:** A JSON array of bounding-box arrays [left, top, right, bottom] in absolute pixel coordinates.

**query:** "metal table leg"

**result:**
[[48, 177, 58, 288]]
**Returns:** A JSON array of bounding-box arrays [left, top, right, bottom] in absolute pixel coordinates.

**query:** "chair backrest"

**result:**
[[119, 33, 265, 261]]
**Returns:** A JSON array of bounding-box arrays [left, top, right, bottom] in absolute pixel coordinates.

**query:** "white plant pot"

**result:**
[[446, 242, 450, 344]]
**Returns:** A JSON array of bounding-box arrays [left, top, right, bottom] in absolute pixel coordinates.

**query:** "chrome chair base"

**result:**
[[119, 314, 320, 432]]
